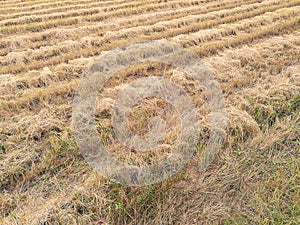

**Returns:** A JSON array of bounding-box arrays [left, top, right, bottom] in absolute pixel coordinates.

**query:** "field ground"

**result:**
[[0, 0, 299, 224]]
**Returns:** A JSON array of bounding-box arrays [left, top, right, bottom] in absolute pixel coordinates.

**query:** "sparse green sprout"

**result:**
[[115, 202, 121, 210], [0, 144, 5, 154], [234, 149, 242, 156]]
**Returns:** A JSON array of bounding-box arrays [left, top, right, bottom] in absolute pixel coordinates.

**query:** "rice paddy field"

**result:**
[[0, 0, 299, 224]]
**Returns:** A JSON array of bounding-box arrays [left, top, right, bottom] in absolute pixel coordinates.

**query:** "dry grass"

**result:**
[[0, 0, 299, 224]]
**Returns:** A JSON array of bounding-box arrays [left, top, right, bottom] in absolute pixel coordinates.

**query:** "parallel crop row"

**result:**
[[0, 0, 296, 75], [0, 0, 116, 14], [0, 0, 212, 34], [0, 0, 166, 25], [0, 0, 244, 54], [0, 15, 298, 113]]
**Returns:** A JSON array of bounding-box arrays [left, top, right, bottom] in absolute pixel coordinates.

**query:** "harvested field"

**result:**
[[0, 0, 299, 224]]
